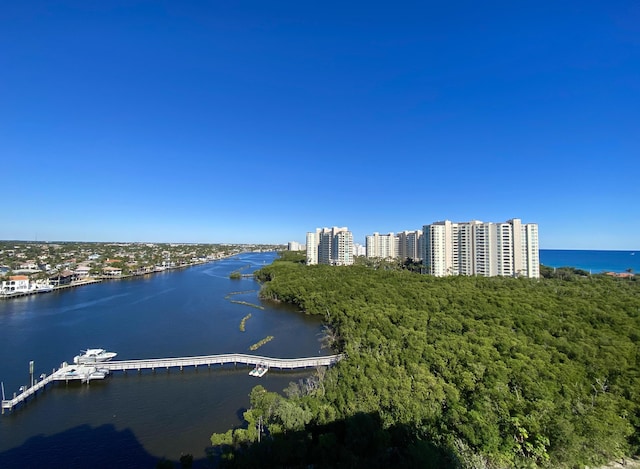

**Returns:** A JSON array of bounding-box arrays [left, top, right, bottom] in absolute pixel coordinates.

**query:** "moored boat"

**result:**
[[73, 348, 117, 364], [33, 284, 54, 293], [249, 364, 268, 377], [88, 369, 108, 380]]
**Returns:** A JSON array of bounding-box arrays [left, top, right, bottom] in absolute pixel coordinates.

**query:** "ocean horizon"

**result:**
[[539, 249, 639, 274]]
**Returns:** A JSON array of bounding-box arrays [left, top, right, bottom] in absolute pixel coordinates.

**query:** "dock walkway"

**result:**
[[2, 353, 343, 414], [98, 353, 341, 372], [1, 364, 112, 413]]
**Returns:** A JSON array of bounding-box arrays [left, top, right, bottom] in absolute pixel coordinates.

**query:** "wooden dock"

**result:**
[[1, 353, 343, 414]]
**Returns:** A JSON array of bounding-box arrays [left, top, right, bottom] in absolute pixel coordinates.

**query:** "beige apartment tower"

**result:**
[[306, 227, 354, 266], [365, 230, 423, 261]]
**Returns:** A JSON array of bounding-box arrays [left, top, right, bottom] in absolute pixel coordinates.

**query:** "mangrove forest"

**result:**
[[210, 255, 640, 468]]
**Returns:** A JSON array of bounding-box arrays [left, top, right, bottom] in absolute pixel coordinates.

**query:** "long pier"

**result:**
[[1, 353, 343, 414], [98, 353, 341, 372]]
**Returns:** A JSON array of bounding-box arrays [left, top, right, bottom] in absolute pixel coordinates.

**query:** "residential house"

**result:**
[[49, 270, 78, 286], [75, 265, 92, 278], [19, 260, 40, 270], [102, 266, 123, 277], [1, 275, 30, 294]]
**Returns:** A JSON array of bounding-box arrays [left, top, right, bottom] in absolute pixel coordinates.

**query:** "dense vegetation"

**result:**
[[211, 257, 639, 468]]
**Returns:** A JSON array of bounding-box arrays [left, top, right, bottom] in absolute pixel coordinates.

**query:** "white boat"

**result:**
[[73, 348, 117, 364], [249, 365, 268, 377], [88, 369, 108, 380]]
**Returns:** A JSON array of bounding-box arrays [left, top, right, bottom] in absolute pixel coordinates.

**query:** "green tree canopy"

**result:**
[[216, 258, 640, 468]]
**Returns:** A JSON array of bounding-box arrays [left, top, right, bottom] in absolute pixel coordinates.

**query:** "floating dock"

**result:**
[[1, 352, 342, 414]]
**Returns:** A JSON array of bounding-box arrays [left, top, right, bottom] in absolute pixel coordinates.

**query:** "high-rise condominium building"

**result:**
[[398, 230, 423, 261], [353, 243, 366, 257], [365, 232, 397, 259], [365, 230, 423, 261], [306, 227, 354, 266], [288, 241, 305, 251], [422, 218, 539, 278]]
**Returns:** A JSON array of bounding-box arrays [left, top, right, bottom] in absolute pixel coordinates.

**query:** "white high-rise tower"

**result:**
[[306, 227, 354, 266], [423, 218, 540, 278]]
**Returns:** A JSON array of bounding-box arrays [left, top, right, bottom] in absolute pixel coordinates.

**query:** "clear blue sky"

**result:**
[[1, 1, 638, 249]]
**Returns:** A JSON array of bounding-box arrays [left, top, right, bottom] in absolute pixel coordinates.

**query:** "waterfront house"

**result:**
[[49, 270, 77, 286], [75, 265, 92, 278], [102, 266, 123, 277], [1, 275, 30, 294]]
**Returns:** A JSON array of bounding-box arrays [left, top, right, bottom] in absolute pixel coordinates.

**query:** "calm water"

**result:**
[[0, 252, 326, 468], [540, 249, 640, 274]]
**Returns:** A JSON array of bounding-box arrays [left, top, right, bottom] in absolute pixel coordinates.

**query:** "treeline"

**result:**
[[211, 259, 640, 468]]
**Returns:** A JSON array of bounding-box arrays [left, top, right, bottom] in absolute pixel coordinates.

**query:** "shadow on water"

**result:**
[[0, 423, 216, 469], [0, 409, 457, 469], [235, 407, 248, 422]]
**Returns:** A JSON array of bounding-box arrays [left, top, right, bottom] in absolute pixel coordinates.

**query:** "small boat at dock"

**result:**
[[88, 369, 109, 380], [249, 364, 268, 377]]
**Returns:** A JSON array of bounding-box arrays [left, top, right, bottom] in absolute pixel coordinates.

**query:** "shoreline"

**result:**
[[541, 264, 636, 276], [0, 255, 238, 300], [540, 249, 638, 275]]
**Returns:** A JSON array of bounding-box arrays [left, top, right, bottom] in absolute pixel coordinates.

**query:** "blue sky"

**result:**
[[1, 1, 638, 249]]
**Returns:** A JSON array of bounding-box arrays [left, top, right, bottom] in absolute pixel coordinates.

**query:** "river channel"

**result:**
[[0, 252, 326, 468]]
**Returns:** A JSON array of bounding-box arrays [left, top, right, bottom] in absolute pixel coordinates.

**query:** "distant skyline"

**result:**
[[2, 2, 638, 249]]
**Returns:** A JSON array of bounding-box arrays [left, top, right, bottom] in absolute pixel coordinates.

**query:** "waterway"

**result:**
[[0, 252, 326, 468]]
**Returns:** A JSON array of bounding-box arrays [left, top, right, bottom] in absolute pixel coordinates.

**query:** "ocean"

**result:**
[[539, 249, 639, 274]]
